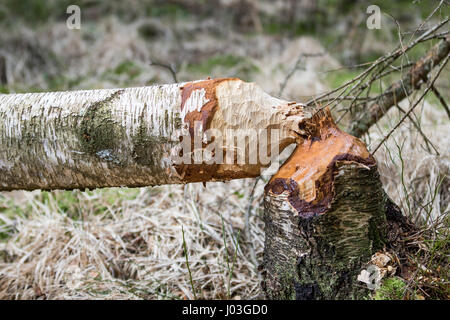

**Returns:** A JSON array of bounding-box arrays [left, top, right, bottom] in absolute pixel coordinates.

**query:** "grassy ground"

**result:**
[[0, 0, 448, 300]]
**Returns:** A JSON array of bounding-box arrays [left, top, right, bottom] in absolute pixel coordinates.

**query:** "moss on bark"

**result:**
[[78, 89, 126, 164]]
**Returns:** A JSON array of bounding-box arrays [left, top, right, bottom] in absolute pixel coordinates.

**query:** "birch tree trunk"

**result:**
[[0, 78, 304, 191]]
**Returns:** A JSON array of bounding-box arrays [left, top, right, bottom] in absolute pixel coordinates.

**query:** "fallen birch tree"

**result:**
[[0, 78, 304, 190], [1, 78, 398, 299]]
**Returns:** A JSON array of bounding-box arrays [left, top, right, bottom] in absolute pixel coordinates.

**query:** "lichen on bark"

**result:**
[[78, 89, 126, 162]]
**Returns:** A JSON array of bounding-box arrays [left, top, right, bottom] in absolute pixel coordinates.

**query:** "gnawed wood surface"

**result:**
[[2, 77, 404, 300]]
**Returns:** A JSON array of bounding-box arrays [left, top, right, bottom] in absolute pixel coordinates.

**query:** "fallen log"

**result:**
[[1, 78, 392, 299], [0, 78, 304, 190]]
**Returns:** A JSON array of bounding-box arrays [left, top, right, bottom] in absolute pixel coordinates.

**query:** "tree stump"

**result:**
[[262, 109, 387, 299]]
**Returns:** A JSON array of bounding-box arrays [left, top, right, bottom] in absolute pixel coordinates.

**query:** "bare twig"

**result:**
[[406, 0, 445, 46], [348, 36, 450, 137], [150, 61, 178, 82], [372, 53, 449, 154], [430, 85, 450, 119], [394, 103, 440, 155], [278, 52, 324, 97], [306, 17, 449, 111]]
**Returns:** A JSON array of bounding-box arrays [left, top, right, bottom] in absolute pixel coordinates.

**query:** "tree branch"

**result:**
[[348, 36, 450, 137]]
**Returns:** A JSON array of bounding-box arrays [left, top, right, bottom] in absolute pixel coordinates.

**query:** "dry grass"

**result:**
[[369, 98, 449, 226], [0, 180, 267, 299], [366, 98, 449, 300]]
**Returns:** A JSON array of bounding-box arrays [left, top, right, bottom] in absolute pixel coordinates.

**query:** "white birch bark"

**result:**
[[0, 78, 306, 191]]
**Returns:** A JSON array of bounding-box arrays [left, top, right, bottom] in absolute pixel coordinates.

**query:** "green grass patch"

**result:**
[[374, 277, 407, 300], [113, 60, 140, 77], [0, 194, 30, 240], [187, 55, 245, 73], [37, 188, 140, 220], [0, 0, 74, 26], [324, 69, 361, 90], [144, 3, 190, 20], [186, 54, 259, 81], [100, 60, 142, 85], [262, 20, 312, 36]]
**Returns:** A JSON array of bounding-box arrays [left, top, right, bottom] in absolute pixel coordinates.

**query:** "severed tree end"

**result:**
[[0, 78, 306, 191], [262, 108, 387, 300]]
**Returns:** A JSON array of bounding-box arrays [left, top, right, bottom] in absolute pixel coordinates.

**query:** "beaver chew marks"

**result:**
[[265, 108, 376, 218], [176, 78, 241, 183], [180, 78, 236, 137], [175, 78, 306, 184]]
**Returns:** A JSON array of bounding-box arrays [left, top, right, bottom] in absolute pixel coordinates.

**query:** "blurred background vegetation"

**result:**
[[0, 0, 446, 93]]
